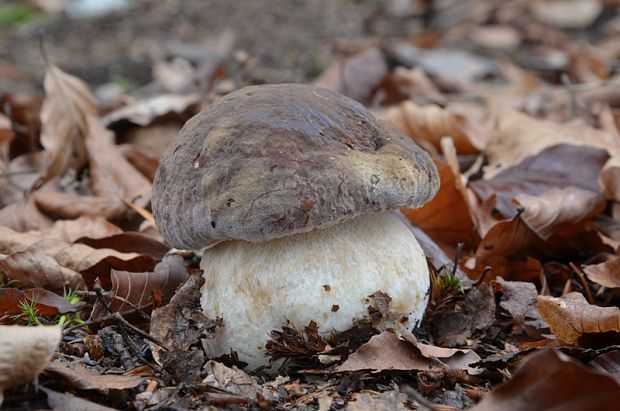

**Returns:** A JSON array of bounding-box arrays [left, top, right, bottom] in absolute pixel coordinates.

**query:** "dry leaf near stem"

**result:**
[[537, 292, 620, 346], [583, 257, 620, 289]]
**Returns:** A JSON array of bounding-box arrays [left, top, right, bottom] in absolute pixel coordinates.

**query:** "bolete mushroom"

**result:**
[[152, 84, 439, 369]]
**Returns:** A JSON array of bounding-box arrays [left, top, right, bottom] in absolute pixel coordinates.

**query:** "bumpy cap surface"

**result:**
[[152, 84, 439, 250]]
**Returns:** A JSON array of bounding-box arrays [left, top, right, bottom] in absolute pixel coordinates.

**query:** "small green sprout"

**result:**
[[58, 287, 84, 327], [17, 298, 42, 326], [438, 268, 464, 294]]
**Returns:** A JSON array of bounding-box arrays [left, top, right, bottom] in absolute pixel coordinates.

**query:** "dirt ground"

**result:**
[[0, 0, 413, 94]]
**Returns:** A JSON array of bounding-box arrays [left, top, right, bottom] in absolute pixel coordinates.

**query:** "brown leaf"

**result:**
[[85, 116, 152, 209], [584, 257, 620, 289], [0, 325, 61, 405], [337, 331, 479, 373], [0, 288, 84, 318], [314, 47, 388, 104], [537, 292, 620, 346], [381, 101, 482, 155], [0, 225, 156, 291], [516, 187, 605, 240], [39, 64, 98, 182], [45, 361, 143, 390], [469, 349, 620, 411], [90, 254, 188, 320], [382, 66, 446, 105], [119, 144, 159, 182], [471, 144, 609, 219], [37, 216, 123, 243], [76, 232, 169, 260], [0, 199, 53, 232], [467, 216, 542, 282], [483, 109, 619, 179], [403, 159, 480, 254], [33, 180, 127, 221], [203, 360, 262, 399], [495, 278, 540, 327]]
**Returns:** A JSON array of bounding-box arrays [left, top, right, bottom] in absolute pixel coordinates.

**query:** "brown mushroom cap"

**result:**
[[152, 84, 439, 250]]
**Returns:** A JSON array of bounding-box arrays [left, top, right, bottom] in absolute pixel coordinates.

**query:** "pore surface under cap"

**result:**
[[153, 84, 439, 250]]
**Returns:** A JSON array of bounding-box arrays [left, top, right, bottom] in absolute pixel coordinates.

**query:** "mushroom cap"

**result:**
[[153, 83, 439, 250]]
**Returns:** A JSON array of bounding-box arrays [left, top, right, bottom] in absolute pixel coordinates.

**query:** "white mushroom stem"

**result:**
[[200, 211, 430, 370]]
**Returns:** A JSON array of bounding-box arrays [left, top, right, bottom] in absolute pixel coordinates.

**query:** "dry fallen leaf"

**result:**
[[90, 254, 188, 320], [537, 292, 620, 346], [0, 225, 156, 291], [102, 93, 200, 127], [39, 64, 99, 182], [471, 144, 609, 218], [469, 349, 620, 411], [314, 47, 388, 104], [381, 101, 482, 155], [516, 187, 604, 240], [337, 330, 479, 373], [0, 288, 84, 319], [45, 361, 143, 390], [483, 109, 619, 179], [403, 159, 479, 254], [583, 257, 620, 289], [530, 0, 602, 30], [382, 66, 446, 105], [0, 325, 61, 405], [0, 113, 14, 196], [36, 215, 123, 243]]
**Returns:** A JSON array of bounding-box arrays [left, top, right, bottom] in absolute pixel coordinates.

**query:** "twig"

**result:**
[[0, 169, 38, 178], [569, 262, 594, 303], [472, 266, 492, 287]]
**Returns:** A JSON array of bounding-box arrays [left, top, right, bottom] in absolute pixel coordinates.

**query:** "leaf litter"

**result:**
[[2, 1, 620, 409]]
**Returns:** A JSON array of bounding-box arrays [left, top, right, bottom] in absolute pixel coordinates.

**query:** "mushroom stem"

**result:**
[[200, 211, 430, 370]]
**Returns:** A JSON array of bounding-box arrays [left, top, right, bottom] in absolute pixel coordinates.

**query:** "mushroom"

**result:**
[[152, 84, 439, 370]]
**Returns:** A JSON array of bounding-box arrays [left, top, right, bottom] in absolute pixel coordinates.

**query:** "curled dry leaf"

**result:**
[[102, 93, 200, 127], [471, 144, 609, 218], [537, 292, 620, 346], [583, 257, 620, 289], [402, 159, 479, 254], [516, 187, 604, 240], [0, 325, 61, 405], [40, 64, 99, 182], [381, 101, 481, 155], [314, 47, 388, 104], [90, 254, 188, 320], [466, 216, 542, 282], [0, 199, 53, 232], [119, 144, 159, 182], [0, 288, 84, 319], [0, 225, 156, 291], [469, 349, 620, 411], [483, 108, 619, 179]]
